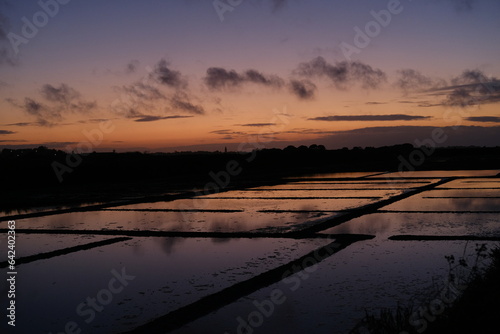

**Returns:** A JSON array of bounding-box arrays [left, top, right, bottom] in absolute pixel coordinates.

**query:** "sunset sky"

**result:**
[[1, 0, 499, 152]]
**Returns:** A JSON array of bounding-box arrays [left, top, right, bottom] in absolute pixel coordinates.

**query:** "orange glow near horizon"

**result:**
[[1, 0, 499, 151]]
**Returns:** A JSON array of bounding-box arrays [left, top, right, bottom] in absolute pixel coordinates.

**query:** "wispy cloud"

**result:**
[[245, 69, 284, 87], [204, 68, 241, 89], [4, 120, 56, 127], [7, 83, 97, 126], [114, 65, 206, 117], [434, 70, 500, 107], [4, 122, 32, 127], [170, 92, 205, 115], [451, 69, 490, 85], [45, 84, 96, 115], [125, 60, 139, 74], [77, 118, 113, 124], [289, 79, 316, 100], [210, 128, 249, 140], [118, 82, 165, 103], [150, 59, 187, 89], [40, 84, 96, 113], [402, 69, 500, 108], [204, 67, 284, 90], [365, 101, 387, 105], [97, 60, 141, 76], [41, 83, 80, 103], [309, 114, 431, 121], [394, 69, 444, 93], [114, 60, 206, 119], [270, 0, 288, 12], [295, 56, 387, 89], [418, 102, 442, 108], [0, 139, 25, 143], [19, 98, 58, 126], [210, 129, 246, 135], [447, 0, 476, 11], [0, 129, 15, 134]]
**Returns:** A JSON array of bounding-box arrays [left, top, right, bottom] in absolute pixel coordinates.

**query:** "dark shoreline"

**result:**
[[1, 145, 499, 212]]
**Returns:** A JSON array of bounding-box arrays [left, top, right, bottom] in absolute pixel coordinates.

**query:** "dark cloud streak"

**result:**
[[466, 116, 500, 123], [134, 115, 193, 122], [238, 123, 275, 127], [309, 114, 431, 121]]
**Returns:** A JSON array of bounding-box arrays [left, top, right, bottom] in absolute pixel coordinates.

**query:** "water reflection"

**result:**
[[424, 189, 500, 197], [376, 170, 500, 178], [321, 212, 500, 237], [12, 210, 344, 233], [0, 202, 103, 216], [155, 237, 186, 255], [198, 189, 399, 199], [269, 180, 436, 189], [4, 172, 500, 334], [119, 198, 378, 212], [284, 172, 380, 179], [0, 233, 110, 258], [171, 239, 497, 334], [436, 179, 500, 189], [385, 195, 500, 211], [2, 237, 327, 333]]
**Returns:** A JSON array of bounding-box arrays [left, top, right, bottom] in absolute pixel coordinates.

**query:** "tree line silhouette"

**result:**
[[1, 144, 499, 210]]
